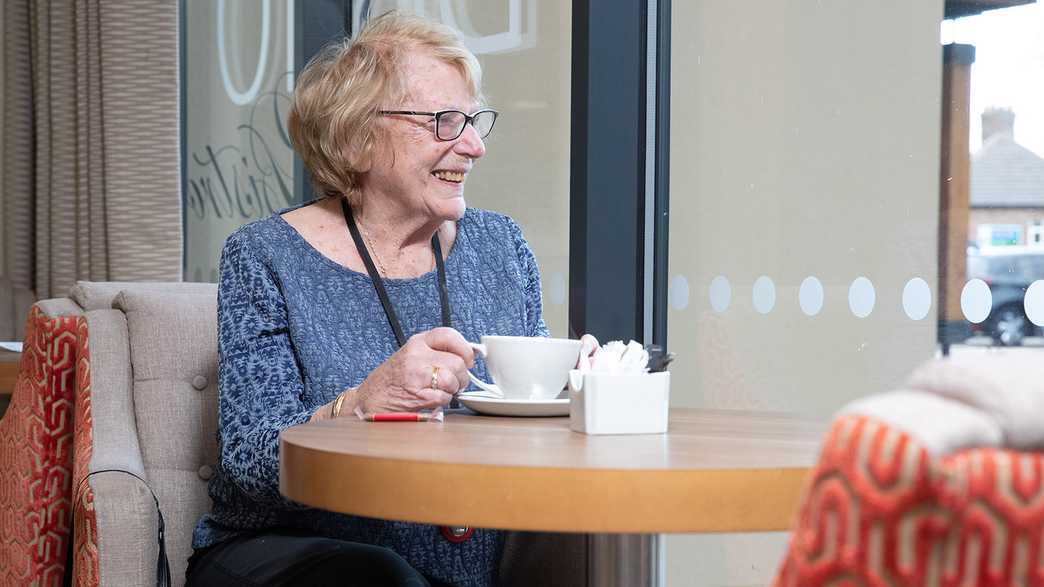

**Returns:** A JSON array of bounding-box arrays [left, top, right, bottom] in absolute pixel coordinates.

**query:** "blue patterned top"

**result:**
[[192, 203, 549, 587]]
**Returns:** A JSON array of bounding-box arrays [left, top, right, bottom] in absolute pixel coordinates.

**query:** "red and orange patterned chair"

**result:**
[[0, 298, 82, 585], [775, 357, 1044, 587]]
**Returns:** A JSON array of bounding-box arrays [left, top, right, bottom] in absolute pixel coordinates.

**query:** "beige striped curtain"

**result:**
[[1, 0, 183, 339]]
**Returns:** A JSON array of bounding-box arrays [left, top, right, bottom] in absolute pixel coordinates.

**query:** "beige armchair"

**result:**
[[0, 281, 212, 585], [72, 284, 218, 585], [63, 282, 583, 586]]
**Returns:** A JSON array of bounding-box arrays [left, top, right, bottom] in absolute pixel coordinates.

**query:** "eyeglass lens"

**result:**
[[437, 111, 496, 141]]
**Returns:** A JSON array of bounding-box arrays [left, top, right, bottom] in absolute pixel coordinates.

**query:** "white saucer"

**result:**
[[457, 393, 570, 417]]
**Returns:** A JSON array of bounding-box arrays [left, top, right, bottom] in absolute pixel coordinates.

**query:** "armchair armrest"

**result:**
[[73, 309, 158, 586], [79, 471, 161, 586]]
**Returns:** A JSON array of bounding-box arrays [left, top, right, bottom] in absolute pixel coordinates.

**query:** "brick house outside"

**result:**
[[969, 107, 1044, 249]]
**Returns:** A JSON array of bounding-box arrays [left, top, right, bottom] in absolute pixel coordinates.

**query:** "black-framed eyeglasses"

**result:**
[[378, 109, 499, 141]]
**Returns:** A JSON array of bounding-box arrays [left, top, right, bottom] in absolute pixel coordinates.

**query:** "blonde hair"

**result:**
[[287, 11, 483, 203]]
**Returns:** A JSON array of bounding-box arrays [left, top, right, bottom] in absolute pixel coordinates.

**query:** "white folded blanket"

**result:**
[[838, 353, 1044, 456]]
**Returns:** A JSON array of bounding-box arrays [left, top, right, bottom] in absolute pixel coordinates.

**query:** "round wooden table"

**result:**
[[280, 408, 825, 585]]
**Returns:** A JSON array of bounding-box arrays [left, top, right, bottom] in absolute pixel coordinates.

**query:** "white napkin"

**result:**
[[588, 340, 649, 375]]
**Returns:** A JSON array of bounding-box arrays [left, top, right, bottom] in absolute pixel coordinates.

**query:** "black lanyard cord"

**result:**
[[341, 198, 451, 348], [432, 235, 451, 327]]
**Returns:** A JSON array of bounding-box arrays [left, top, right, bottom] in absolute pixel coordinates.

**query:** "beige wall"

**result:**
[[362, 0, 571, 337], [667, 1, 945, 583]]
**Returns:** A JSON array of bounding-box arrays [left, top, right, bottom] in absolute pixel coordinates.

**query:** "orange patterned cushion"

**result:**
[[0, 306, 79, 585], [775, 414, 1044, 586]]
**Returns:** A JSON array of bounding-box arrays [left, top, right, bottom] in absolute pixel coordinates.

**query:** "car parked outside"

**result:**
[[966, 246, 1044, 345]]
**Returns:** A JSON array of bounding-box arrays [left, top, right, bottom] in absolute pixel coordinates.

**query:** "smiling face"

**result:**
[[362, 50, 486, 223]]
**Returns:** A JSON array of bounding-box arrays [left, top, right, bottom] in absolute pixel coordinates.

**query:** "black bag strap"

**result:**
[[76, 469, 171, 587]]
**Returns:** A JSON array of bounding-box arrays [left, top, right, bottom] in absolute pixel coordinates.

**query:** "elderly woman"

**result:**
[[186, 11, 577, 587]]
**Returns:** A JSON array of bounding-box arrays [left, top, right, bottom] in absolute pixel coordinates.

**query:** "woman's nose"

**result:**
[[454, 124, 486, 159]]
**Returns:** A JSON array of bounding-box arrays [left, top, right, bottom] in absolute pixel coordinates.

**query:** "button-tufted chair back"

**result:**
[[72, 286, 218, 586]]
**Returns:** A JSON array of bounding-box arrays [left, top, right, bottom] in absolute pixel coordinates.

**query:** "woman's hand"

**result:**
[[351, 327, 476, 415]]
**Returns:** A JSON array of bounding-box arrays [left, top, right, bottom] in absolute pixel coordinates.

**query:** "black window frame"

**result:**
[[570, 0, 671, 349]]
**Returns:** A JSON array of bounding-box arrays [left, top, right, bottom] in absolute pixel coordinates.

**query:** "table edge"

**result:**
[[280, 438, 813, 533]]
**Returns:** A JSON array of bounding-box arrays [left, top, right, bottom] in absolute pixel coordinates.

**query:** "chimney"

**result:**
[[982, 107, 1015, 143]]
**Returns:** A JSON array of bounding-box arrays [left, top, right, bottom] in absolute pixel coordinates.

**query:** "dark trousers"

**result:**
[[186, 530, 448, 587]]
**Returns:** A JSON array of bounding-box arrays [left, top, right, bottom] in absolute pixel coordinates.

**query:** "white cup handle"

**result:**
[[466, 342, 501, 396], [467, 371, 502, 395]]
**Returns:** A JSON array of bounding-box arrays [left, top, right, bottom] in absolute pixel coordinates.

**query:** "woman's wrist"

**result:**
[[332, 386, 361, 418], [312, 386, 359, 422], [330, 390, 348, 418]]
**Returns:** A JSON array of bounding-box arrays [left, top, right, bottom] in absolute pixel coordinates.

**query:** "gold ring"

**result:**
[[431, 365, 441, 390]]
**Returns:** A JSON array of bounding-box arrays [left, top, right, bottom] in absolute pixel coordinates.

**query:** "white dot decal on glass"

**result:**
[[549, 272, 567, 306], [960, 279, 992, 324], [709, 275, 731, 313], [1027, 280, 1044, 326], [669, 274, 690, 310], [848, 277, 876, 318], [799, 276, 824, 316], [902, 278, 932, 321], [752, 276, 776, 314]]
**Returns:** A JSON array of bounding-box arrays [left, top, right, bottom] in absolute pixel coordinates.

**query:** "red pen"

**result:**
[[365, 412, 432, 422]]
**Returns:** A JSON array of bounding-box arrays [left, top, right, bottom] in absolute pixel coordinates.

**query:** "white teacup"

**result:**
[[467, 336, 583, 401]]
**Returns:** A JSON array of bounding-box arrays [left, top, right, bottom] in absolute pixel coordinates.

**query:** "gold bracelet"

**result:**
[[331, 388, 351, 419]]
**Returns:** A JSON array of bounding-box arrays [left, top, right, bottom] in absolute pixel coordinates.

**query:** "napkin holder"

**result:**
[[568, 371, 670, 435]]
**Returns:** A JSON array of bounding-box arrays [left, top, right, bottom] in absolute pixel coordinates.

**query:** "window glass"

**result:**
[[668, 1, 942, 417], [946, 4, 1044, 349], [357, 1, 571, 336], [183, 0, 296, 282], [667, 1, 946, 583]]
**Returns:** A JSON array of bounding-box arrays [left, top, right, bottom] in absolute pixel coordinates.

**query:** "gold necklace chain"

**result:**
[[359, 225, 391, 277], [358, 221, 440, 278]]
